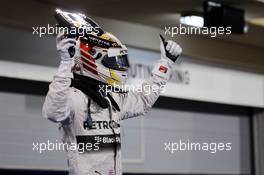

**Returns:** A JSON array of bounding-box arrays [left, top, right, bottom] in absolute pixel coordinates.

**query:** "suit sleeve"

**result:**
[[118, 58, 174, 120], [42, 61, 74, 123]]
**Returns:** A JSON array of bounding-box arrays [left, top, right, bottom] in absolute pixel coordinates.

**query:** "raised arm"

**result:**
[[42, 33, 76, 123], [118, 36, 182, 120]]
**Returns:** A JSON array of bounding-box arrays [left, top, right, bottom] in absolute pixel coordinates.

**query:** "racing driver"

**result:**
[[43, 9, 182, 175]]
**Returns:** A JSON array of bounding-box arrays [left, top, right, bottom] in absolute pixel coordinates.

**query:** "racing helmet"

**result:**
[[55, 9, 130, 86], [74, 32, 129, 86]]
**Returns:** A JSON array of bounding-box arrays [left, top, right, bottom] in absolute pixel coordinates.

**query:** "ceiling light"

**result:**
[[180, 11, 204, 27], [180, 15, 204, 27]]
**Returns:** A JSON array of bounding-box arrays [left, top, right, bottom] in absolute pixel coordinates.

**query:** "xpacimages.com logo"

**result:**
[[98, 83, 166, 95], [164, 24, 232, 38], [32, 24, 100, 37], [164, 139, 232, 154]]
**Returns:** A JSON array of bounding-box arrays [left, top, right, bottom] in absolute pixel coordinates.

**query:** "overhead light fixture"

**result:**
[[203, 1, 246, 34], [256, 0, 264, 3], [180, 11, 204, 27], [180, 1, 247, 34], [248, 18, 264, 27]]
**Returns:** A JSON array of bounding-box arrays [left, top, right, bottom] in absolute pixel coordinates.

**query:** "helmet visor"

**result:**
[[102, 54, 129, 71], [102, 47, 130, 71]]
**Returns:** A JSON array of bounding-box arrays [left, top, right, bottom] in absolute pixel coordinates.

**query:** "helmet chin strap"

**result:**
[[70, 73, 121, 112]]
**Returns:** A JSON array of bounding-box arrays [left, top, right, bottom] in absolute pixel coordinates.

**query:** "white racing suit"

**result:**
[[42, 57, 174, 175]]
